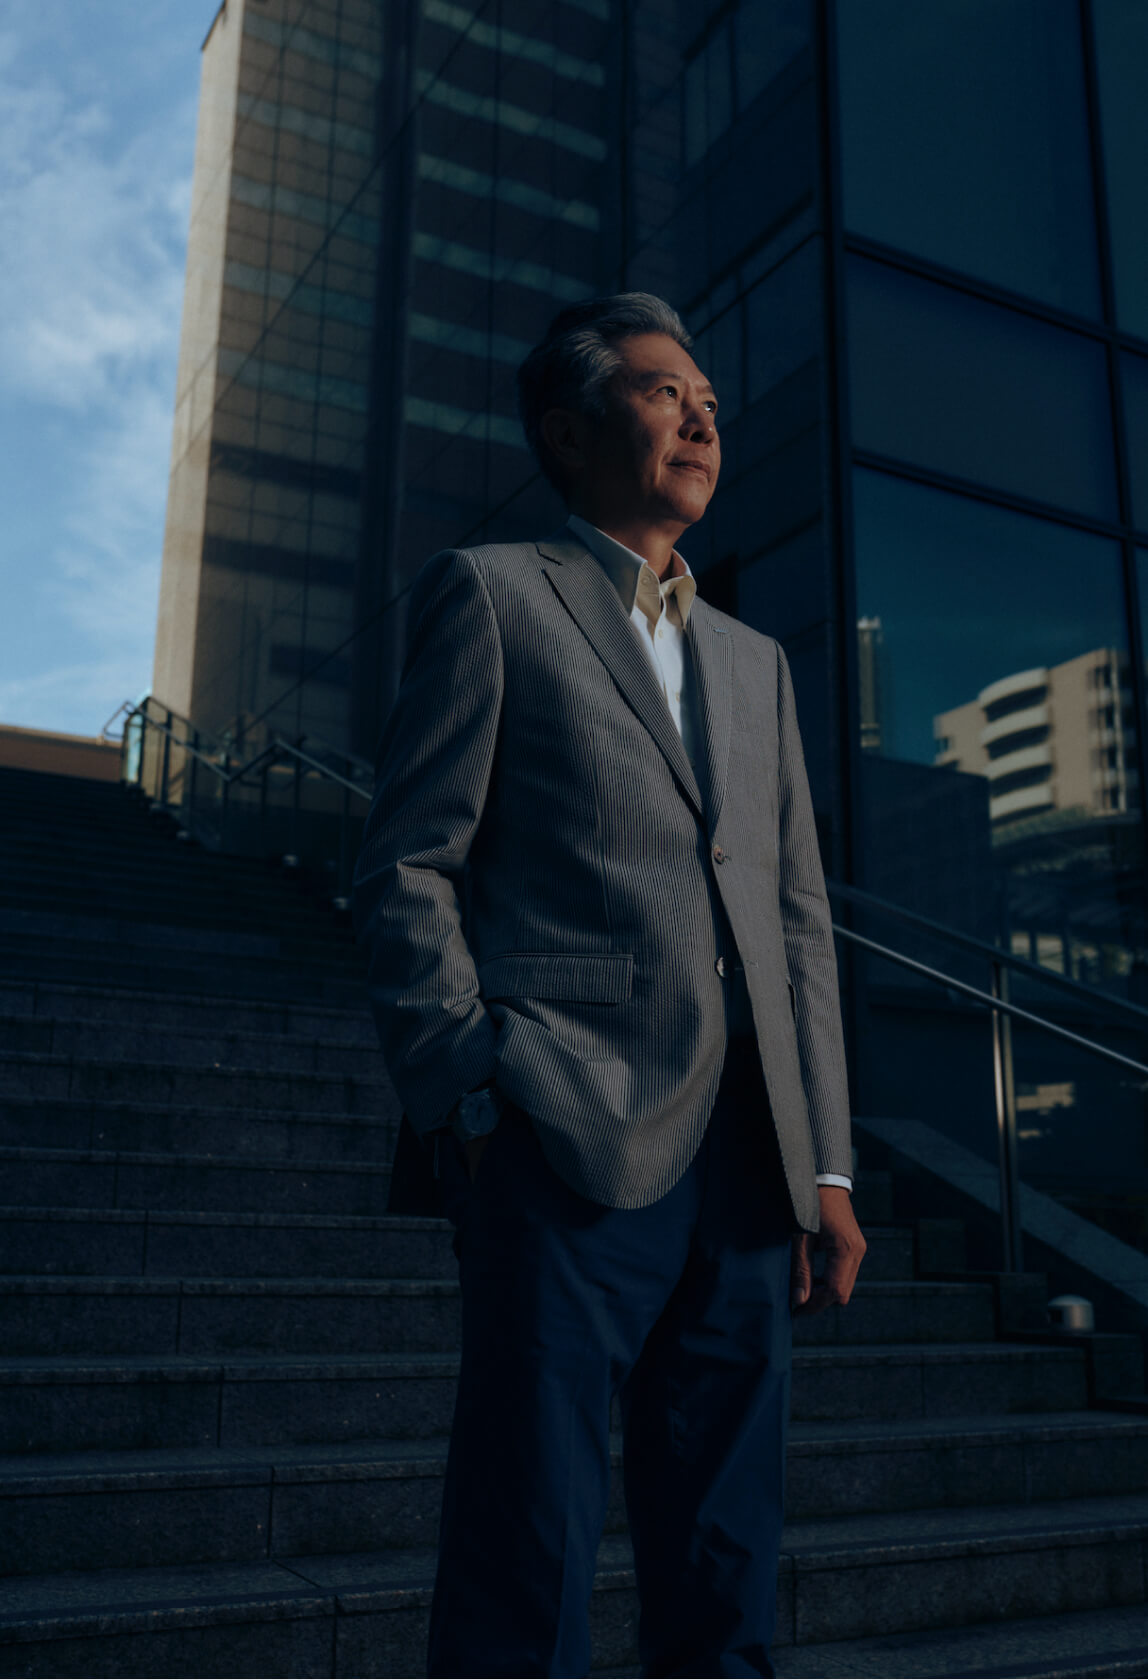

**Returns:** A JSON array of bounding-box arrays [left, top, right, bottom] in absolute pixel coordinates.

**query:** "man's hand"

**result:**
[[791, 1185, 866, 1315]]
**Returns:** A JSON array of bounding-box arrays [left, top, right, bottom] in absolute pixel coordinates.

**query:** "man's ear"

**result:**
[[540, 408, 590, 479]]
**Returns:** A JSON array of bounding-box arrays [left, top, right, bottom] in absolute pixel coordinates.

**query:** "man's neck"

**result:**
[[567, 506, 685, 580]]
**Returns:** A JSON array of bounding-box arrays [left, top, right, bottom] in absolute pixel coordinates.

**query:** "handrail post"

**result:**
[[292, 745, 302, 862], [187, 728, 198, 829], [991, 959, 1024, 1272], [339, 759, 352, 897], [221, 750, 231, 849], [160, 709, 173, 808]]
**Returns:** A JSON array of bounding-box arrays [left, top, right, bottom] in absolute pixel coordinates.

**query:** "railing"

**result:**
[[101, 696, 373, 904], [101, 696, 1148, 1274], [827, 879, 1148, 1274]]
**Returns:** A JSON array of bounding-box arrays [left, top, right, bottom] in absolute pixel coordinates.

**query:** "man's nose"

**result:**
[[681, 404, 716, 442]]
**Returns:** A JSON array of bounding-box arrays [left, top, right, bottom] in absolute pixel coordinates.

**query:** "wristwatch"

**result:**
[[451, 1082, 502, 1143]]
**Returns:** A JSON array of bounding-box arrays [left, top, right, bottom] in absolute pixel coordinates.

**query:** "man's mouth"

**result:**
[[669, 460, 710, 478]]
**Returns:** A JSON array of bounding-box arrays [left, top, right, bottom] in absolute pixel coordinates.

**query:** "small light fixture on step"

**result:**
[[1048, 1294, 1095, 1332]]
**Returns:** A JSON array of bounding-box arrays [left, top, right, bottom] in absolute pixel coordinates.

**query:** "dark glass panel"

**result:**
[[1093, 1, 1148, 340], [744, 240, 821, 407], [684, 24, 733, 166], [852, 469, 1147, 1246], [691, 303, 743, 424], [734, 0, 809, 108], [847, 255, 1119, 520], [1122, 353, 1148, 532], [837, 0, 1102, 315]]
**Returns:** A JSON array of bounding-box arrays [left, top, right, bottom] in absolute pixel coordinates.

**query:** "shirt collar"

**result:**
[[566, 514, 696, 626]]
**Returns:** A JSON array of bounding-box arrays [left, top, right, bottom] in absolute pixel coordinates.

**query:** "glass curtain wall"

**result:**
[[186, 0, 387, 753], [836, 0, 1148, 1247]]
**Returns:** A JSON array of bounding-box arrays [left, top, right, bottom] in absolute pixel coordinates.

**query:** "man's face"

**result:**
[[577, 332, 720, 528]]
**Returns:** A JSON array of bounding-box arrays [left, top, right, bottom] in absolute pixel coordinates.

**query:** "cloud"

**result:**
[[0, 3, 207, 736], [0, 56, 192, 410], [0, 657, 148, 739]]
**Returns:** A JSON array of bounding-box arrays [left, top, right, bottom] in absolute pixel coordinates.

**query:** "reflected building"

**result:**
[[934, 649, 1137, 831], [857, 616, 886, 754]]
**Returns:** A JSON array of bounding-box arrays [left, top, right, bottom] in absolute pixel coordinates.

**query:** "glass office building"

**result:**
[[156, 0, 1148, 1237]]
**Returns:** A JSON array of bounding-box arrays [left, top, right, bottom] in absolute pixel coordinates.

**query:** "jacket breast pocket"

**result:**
[[478, 952, 633, 1004]]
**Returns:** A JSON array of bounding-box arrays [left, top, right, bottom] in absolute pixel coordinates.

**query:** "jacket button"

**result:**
[[715, 956, 726, 978], [712, 843, 725, 863]]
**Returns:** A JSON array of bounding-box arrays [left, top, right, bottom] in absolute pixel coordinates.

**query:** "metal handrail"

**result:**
[[833, 924, 1148, 1080], [116, 696, 375, 898], [833, 913, 1148, 1275], [116, 700, 374, 797], [827, 877, 1148, 1026]]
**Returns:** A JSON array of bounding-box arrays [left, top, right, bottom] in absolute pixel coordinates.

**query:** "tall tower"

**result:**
[[153, 0, 386, 750]]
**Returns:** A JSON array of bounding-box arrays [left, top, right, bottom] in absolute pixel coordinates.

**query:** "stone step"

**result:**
[[792, 1280, 994, 1346], [0, 1051, 390, 1115], [0, 1276, 462, 1358], [0, 843, 332, 896], [776, 1494, 1148, 1650], [854, 1225, 913, 1282], [0, 1342, 1090, 1455], [0, 1536, 633, 1677], [0, 1146, 392, 1216], [0, 1412, 1143, 1580], [773, 1601, 1148, 1677], [0, 1014, 388, 1077], [3, 1495, 1148, 1676], [0, 1276, 993, 1359], [0, 1206, 915, 1285], [0, 912, 361, 972], [0, 851, 343, 901], [0, 885, 345, 940], [0, 1207, 457, 1279], [0, 1096, 399, 1161], [0, 980, 376, 1044], [0, 946, 368, 1006], [784, 1409, 1148, 1520]]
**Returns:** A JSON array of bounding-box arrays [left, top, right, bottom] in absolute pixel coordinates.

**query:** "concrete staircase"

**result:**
[[0, 765, 1145, 1677]]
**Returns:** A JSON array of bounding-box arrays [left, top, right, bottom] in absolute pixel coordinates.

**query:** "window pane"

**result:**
[[744, 240, 821, 407], [734, 0, 809, 109], [1124, 353, 1148, 533], [684, 26, 733, 167], [852, 472, 1146, 1209], [847, 255, 1119, 520], [1093, 1, 1148, 341], [837, 0, 1102, 316], [691, 303, 743, 424]]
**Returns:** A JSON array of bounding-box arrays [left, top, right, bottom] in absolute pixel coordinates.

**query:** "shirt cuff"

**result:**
[[815, 1173, 854, 1191]]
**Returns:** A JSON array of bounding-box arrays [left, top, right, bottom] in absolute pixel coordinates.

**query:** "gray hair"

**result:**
[[516, 292, 693, 495]]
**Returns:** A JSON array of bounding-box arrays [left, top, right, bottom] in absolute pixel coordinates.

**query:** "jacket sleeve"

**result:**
[[775, 642, 854, 1180], [352, 549, 503, 1134]]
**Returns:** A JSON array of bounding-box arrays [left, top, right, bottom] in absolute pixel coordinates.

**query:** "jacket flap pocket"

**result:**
[[479, 952, 633, 1003]]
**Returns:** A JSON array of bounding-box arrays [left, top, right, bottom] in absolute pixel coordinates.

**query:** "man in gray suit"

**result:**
[[353, 293, 865, 1677]]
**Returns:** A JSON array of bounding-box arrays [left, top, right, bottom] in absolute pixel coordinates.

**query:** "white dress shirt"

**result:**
[[568, 516, 852, 1193]]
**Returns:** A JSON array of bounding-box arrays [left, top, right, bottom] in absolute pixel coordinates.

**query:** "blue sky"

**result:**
[[0, 0, 220, 736]]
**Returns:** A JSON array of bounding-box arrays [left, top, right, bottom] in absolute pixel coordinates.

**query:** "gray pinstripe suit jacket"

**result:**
[[352, 527, 852, 1231]]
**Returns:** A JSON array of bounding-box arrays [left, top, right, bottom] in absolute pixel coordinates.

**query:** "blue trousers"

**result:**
[[427, 1037, 795, 1678]]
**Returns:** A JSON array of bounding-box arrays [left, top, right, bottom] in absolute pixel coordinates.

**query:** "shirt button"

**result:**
[[712, 843, 725, 863], [715, 956, 727, 978]]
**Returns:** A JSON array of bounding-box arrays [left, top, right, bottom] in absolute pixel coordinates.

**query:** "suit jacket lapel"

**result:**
[[686, 601, 732, 834], [537, 532, 704, 820]]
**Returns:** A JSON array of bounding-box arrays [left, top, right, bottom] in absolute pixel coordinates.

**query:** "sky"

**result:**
[[0, 0, 220, 737]]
